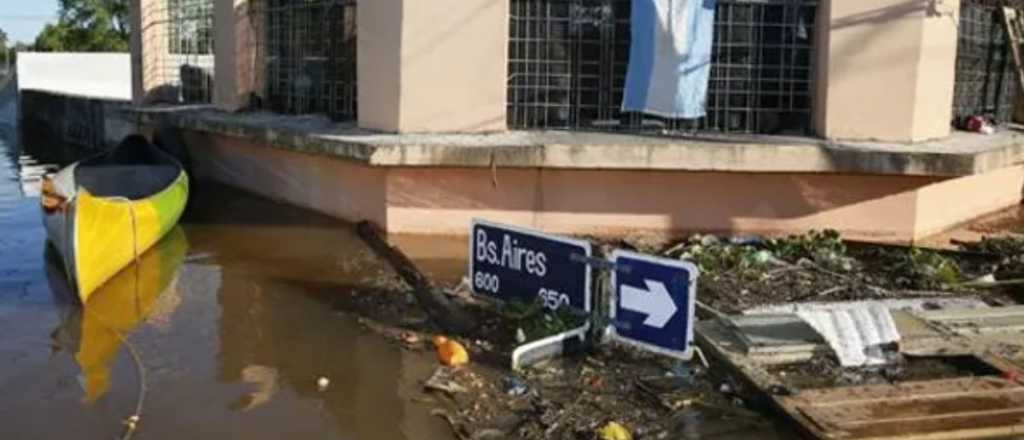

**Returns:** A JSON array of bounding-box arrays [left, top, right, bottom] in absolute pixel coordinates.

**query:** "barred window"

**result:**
[[508, 0, 818, 135], [263, 0, 358, 121]]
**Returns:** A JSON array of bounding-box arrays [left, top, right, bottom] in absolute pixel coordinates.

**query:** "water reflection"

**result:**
[[3, 131, 453, 438], [46, 227, 188, 403], [191, 183, 452, 439]]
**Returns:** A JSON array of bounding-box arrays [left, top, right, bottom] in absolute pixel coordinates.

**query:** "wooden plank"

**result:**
[[786, 377, 1024, 440], [896, 307, 1024, 357], [700, 317, 1024, 440], [786, 377, 1021, 406], [802, 390, 1024, 424], [849, 411, 1024, 440], [943, 316, 1024, 334], [915, 305, 1024, 322]]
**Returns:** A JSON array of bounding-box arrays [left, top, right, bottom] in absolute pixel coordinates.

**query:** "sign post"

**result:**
[[608, 249, 699, 360], [468, 219, 595, 370], [467, 219, 701, 368], [469, 219, 592, 313]]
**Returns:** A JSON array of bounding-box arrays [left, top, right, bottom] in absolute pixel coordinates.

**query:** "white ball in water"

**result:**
[[317, 376, 330, 391]]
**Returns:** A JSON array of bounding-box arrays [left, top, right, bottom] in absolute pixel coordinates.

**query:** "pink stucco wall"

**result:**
[[913, 165, 1024, 240], [385, 167, 943, 240], [179, 132, 1024, 244], [184, 132, 388, 226]]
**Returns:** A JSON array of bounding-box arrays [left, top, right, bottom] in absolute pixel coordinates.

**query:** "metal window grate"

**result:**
[[952, 0, 1024, 126], [168, 0, 214, 55], [264, 0, 357, 121], [508, 0, 818, 135], [156, 0, 215, 104]]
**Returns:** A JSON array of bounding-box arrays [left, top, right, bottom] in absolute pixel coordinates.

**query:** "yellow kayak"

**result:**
[[41, 134, 189, 303], [46, 226, 188, 402]]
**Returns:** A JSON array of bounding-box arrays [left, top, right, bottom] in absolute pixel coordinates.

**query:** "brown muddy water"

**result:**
[[0, 136, 457, 439]]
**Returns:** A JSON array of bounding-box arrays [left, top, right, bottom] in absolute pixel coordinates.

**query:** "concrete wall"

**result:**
[[16, 53, 132, 100], [175, 129, 1024, 244], [357, 0, 403, 131], [358, 0, 508, 133], [816, 0, 960, 142], [20, 90, 136, 150], [214, 0, 262, 111], [184, 132, 389, 225], [131, 0, 170, 105]]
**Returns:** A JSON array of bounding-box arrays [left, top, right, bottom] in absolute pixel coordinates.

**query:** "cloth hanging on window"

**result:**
[[622, 0, 717, 119]]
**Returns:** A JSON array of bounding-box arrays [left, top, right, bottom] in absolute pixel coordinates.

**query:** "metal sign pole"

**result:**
[[571, 251, 627, 345]]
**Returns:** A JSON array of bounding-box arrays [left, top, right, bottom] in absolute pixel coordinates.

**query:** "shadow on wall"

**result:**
[[146, 64, 214, 104]]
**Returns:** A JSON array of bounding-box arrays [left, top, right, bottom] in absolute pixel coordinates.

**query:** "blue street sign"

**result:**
[[469, 219, 592, 312], [609, 250, 698, 360]]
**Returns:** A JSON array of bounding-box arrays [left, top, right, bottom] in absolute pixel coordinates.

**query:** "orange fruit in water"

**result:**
[[433, 336, 469, 367]]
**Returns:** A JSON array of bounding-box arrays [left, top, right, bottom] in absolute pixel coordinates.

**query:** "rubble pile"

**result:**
[[339, 229, 1024, 439]]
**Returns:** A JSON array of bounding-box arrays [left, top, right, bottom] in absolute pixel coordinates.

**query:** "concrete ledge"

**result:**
[[129, 107, 1024, 177], [160, 125, 1024, 243]]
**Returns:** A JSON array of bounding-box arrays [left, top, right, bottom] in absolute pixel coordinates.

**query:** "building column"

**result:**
[[214, 0, 262, 112], [130, 0, 170, 106], [357, 0, 509, 133], [814, 0, 960, 143]]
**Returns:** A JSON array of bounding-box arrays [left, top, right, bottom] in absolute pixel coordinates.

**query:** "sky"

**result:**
[[0, 0, 59, 44]]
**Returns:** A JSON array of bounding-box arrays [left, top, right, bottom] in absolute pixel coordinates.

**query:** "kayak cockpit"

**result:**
[[74, 135, 183, 200], [75, 165, 181, 200]]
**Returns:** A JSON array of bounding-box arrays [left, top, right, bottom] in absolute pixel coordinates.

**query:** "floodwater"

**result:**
[[0, 132, 456, 439]]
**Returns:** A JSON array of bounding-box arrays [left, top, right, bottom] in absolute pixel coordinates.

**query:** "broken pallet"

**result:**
[[782, 376, 1024, 440]]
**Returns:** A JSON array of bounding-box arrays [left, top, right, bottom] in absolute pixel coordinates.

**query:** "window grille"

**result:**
[[508, 0, 818, 135]]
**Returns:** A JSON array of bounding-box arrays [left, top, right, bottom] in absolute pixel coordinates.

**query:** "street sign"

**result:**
[[469, 219, 592, 312], [609, 249, 698, 360]]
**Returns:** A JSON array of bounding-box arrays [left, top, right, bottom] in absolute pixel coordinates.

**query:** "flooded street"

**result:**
[[3, 111, 1022, 440], [0, 133, 456, 439]]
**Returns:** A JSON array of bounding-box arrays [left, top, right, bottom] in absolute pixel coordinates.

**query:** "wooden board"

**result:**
[[781, 377, 1024, 440], [915, 305, 1024, 335], [696, 317, 1024, 440]]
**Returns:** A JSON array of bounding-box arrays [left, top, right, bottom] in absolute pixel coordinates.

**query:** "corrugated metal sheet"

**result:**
[[796, 305, 899, 367], [743, 298, 991, 367]]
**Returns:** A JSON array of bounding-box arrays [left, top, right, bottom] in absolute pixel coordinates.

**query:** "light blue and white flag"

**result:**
[[622, 0, 717, 119]]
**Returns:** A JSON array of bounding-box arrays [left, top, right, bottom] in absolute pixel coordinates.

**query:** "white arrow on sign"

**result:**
[[620, 279, 677, 329]]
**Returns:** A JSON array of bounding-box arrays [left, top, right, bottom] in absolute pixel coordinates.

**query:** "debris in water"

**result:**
[[970, 273, 997, 284], [425, 367, 468, 395], [433, 335, 470, 367], [598, 421, 633, 440], [966, 115, 996, 135], [504, 376, 528, 396], [400, 331, 420, 345]]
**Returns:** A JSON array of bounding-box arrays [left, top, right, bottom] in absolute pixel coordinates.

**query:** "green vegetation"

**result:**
[[0, 28, 8, 66], [501, 299, 586, 342], [34, 0, 130, 52]]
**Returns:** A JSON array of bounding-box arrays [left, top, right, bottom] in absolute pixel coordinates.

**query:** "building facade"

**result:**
[[128, 0, 1024, 243]]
